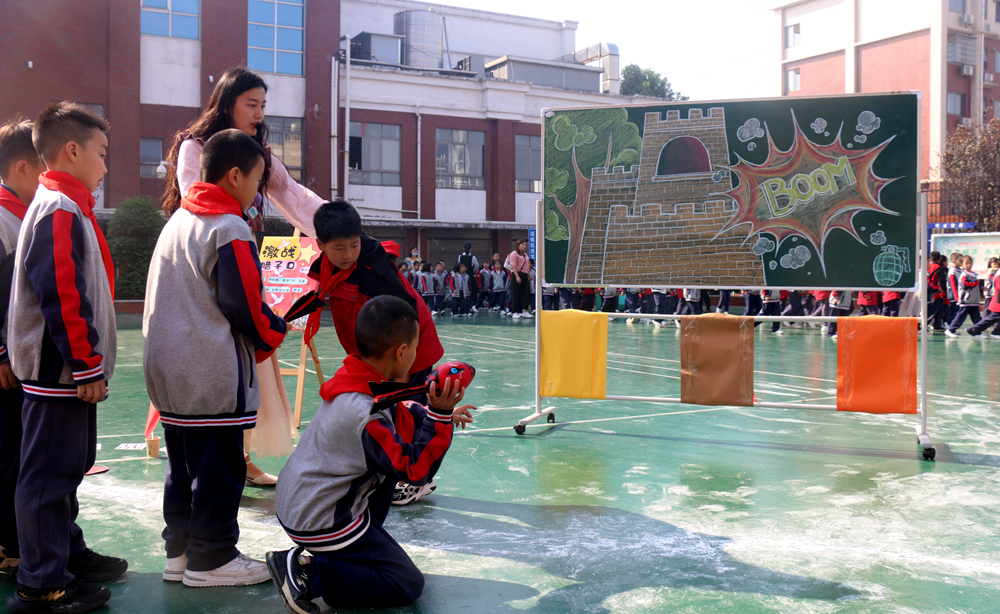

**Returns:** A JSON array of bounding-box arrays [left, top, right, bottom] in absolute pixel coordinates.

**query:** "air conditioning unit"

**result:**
[[960, 117, 973, 125], [962, 64, 975, 76], [984, 23, 994, 32], [961, 13, 975, 25], [986, 73, 995, 83]]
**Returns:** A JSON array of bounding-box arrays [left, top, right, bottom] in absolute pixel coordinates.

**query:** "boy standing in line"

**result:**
[[0, 118, 46, 574], [144, 130, 287, 587], [945, 256, 983, 338], [7, 102, 125, 614]]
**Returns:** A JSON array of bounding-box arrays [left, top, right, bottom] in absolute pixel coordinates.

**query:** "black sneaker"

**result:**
[[391, 479, 436, 506], [6, 579, 110, 613], [67, 548, 128, 583], [266, 548, 318, 614]]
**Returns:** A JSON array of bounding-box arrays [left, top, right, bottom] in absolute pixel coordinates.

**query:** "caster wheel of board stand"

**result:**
[[923, 447, 936, 461], [514, 424, 526, 435], [547, 413, 556, 423]]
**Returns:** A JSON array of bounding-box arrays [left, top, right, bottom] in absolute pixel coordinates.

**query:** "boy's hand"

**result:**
[[452, 405, 476, 429], [0, 362, 16, 390], [77, 380, 107, 404], [428, 377, 466, 412]]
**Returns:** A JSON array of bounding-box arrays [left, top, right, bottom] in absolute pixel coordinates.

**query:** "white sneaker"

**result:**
[[991, 334, 1000, 340], [715, 308, 722, 313], [521, 311, 533, 318], [471, 306, 478, 313], [820, 325, 828, 333], [512, 313, 521, 319], [163, 554, 187, 582], [944, 329, 959, 338], [626, 317, 635, 324], [182, 553, 271, 587], [773, 329, 784, 335], [674, 319, 681, 328]]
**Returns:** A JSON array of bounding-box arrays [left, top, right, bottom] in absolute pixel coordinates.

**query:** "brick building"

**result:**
[[0, 0, 644, 264], [775, 0, 1000, 222]]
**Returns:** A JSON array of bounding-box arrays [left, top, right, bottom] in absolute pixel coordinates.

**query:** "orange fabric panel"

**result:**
[[836, 316, 918, 414], [680, 314, 755, 407]]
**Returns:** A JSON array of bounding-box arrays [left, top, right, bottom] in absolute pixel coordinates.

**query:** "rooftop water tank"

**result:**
[[394, 10, 444, 69]]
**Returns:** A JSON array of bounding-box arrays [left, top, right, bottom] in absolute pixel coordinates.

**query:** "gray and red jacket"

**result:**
[[276, 355, 455, 551], [9, 172, 117, 403], [143, 182, 286, 428], [0, 184, 27, 365]]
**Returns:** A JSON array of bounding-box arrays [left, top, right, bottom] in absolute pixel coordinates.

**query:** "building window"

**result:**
[[515, 134, 541, 193], [348, 122, 401, 187], [786, 68, 801, 93], [993, 99, 1000, 118], [994, 49, 1000, 70], [785, 24, 800, 49], [947, 91, 967, 116], [140, 138, 163, 178], [436, 129, 484, 190], [267, 116, 304, 182], [248, 0, 304, 76], [950, 0, 965, 12], [141, 0, 199, 39]]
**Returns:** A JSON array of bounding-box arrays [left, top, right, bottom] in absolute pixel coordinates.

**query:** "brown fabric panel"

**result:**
[[680, 314, 755, 407]]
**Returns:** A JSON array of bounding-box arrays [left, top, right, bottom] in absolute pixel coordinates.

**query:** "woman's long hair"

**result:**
[[161, 67, 272, 216]]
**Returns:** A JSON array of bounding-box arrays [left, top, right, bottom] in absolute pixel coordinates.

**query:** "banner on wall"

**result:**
[[259, 237, 321, 328], [541, 93, 919, 290], [931, 232, 1000, 277]]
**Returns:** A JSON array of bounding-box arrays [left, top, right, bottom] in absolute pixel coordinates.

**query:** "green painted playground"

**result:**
[[3, 312, 1000, 614]]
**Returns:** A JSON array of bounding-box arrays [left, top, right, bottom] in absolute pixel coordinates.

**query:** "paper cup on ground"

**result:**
[[146, 436, 161, 458]]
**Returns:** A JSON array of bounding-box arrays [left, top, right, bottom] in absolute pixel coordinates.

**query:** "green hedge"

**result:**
[[108, 196, 165, 300]]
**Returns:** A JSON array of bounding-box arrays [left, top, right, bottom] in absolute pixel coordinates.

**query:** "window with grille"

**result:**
[[140, 138, 163, 178], [348, 122, 401, 187], [248, 0, 304, 75], [141, 0, 199, 39], [515, 134, 541, 193], [435, 128, 484, 190]]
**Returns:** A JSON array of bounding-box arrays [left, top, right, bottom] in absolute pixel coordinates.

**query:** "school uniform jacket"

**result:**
[[143, 183, 286, 429], [857, 292, 880, 306], [490, 268, 509, 291], [0, 184, 27, 364], [957, 270, 982, 306], [478, 268, 492, 294], [447, 272, 469, 298], [308, 235, 443, 375], [9, 172, 116, 402], [276, 355, 454, 551]]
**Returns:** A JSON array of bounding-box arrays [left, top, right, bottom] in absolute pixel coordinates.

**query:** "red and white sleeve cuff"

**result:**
[[72, 364, 104, 384]]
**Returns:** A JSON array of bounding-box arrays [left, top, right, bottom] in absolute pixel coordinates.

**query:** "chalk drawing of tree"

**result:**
[[546, 108, 641, 283]]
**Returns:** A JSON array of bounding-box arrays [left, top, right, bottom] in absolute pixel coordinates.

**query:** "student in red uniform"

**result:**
[[881, 290, 902, 317], [305, 200, 445, 506], [857, 291, 881, 316], [0, 118, 45, 575], [7, 103, 126, 614], [928, 252, 948, 331], [945, 256, 983, 337]]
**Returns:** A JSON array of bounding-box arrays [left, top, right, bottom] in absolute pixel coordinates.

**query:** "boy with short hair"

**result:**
[[269, 296, 474, 612], [0, 117, 46, 575], [7, 102, 124, 614], [144, 129, 287, 587], [945, 256, 983, 337]]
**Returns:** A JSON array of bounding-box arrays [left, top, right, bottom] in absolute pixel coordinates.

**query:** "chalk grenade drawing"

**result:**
[[779, 245, 812, 269], [873, 245, 910, 286], [810, 118, 827, 134], [857, 111, 881, 134], [870, 230, 886, 245], [751, 237, 775, 256]]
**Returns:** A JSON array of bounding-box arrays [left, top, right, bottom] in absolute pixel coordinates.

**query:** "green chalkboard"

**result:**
[[542, 93, 918, 290]]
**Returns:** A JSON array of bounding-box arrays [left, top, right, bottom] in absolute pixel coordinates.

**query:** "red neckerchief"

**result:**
[[180, 182, 244, 217], [38, 171, 115, 299], [304, 255, 358, 345], [319, 354, 386, 401], [0, 184, 28, 220]]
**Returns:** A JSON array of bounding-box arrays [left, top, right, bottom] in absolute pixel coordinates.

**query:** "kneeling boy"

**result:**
[[143, 129, 286, 587], [269, 296, 473, 612]]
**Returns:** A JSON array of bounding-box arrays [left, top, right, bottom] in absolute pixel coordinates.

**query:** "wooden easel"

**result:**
[[277, 229, 326, 427]]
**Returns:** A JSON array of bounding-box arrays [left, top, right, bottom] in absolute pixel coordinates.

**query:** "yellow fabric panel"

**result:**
[[539, 309, 607, 399], [680, 314, 755, 407], [836, 316, 918, 414]]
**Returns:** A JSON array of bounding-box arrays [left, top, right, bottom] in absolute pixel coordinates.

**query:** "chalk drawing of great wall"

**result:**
[[573, 108, 764, 287]]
